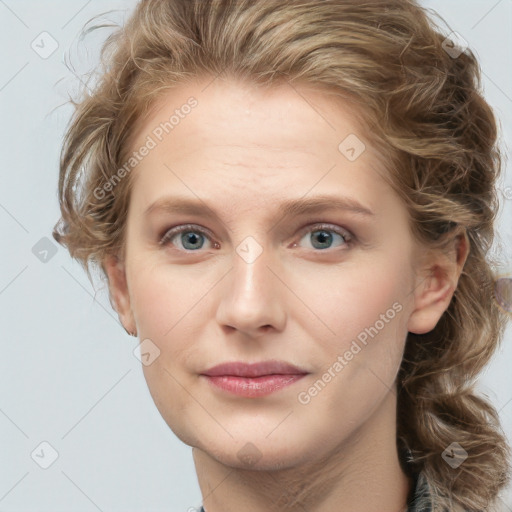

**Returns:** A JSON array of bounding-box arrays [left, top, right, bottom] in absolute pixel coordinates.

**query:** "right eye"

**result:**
[[159, 224, 219, 251]]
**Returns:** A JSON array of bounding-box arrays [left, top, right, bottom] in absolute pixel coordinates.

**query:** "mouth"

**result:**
[[200, 360, 309, 398]]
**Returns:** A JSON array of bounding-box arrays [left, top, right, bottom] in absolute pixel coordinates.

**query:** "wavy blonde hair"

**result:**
[[53, 0, 511, 510]]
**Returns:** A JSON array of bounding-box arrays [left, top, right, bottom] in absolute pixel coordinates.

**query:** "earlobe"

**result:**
[[407, 230, 469, 335], [103, 254, 137, 335]]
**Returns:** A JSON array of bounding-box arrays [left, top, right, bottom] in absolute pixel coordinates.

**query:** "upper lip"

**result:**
[[201, 360, 309, 377]]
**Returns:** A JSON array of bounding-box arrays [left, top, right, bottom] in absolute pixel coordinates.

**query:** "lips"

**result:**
[[201, 360, 308, 378], [200, 361, 310, 397]]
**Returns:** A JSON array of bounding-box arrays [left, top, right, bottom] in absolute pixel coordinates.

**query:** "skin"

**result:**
[[104, 75, 468, 512]]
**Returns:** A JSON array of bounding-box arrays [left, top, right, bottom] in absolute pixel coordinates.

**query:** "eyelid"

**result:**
[[294, 222, 353, 244], [159, 224, 218, 248]]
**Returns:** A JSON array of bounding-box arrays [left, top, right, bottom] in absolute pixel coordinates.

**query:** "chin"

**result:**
[[187, 423, 324, 471]]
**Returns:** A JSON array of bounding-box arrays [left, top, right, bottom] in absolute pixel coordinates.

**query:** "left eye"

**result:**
[[295, 224, 352, 250]]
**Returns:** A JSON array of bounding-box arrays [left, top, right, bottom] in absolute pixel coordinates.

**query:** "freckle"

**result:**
[[494, 277, 512, 313]]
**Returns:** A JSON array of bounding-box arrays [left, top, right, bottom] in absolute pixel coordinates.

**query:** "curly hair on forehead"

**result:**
[[53, 1, 511, 510]]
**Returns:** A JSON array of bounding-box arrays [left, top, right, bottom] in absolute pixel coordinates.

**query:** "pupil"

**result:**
[[313, 230, 332, 249], [183, 232, 203, 249]]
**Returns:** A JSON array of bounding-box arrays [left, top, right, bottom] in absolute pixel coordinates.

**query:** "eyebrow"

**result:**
[[144, 194, 375, 223]]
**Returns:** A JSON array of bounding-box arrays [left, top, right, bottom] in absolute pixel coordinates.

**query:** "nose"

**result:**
[[215, 240, 287, 338]]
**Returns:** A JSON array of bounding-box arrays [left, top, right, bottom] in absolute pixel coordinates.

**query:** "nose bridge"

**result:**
[[233, 235, 272, 298], [216, 234, 286, 334]]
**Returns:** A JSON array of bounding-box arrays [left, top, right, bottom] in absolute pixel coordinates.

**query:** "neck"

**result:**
[[193, 390, 412, 512]]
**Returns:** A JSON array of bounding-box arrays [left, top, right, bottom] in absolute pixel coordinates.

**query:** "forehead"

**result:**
[[125, 76, 392, 214], [131, 76, 367, 154]]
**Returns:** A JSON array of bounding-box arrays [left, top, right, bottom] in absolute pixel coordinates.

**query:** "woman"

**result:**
[[53, 0, 511, 510]]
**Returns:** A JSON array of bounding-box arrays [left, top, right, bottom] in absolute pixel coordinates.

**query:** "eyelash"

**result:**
[[158, 223, 354, 252], [159, 224, 219, 249]]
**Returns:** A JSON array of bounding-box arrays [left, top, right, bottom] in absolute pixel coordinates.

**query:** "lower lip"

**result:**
[[202, 374, 307, 397]]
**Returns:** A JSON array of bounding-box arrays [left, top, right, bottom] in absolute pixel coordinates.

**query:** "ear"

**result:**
[[103, 254, 137, 336], [407, 228, 469, 335]]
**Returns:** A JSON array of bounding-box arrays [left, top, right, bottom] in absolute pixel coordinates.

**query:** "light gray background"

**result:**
[[1, 1, 511, 511]]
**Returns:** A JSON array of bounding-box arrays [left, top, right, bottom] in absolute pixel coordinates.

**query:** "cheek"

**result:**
[[129, 261, 205, 338], [292, 254, 412, 348], [128, 263, 216, 377], [129, 268, 202, 424], [130, 277, 173, 338]]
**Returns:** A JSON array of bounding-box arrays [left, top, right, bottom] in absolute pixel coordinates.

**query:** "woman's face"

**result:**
[[107, 76, 433, 470]]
